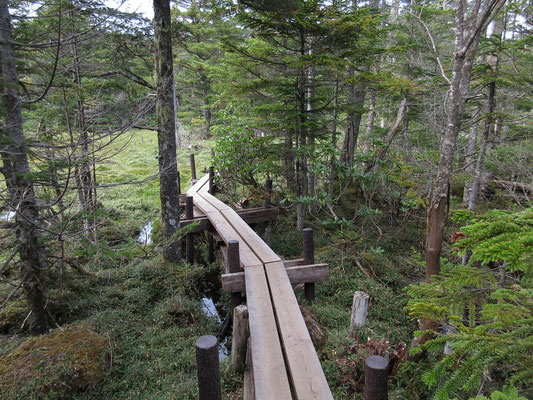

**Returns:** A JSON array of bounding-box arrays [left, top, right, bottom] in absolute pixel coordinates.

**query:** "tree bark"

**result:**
[[154, 0, 181, 261], [462, 116, 479, 206], [365, 97, 407, 174], [418, 0, 506, 354], [329, 78, 339, 202], [68, 7, 94, 217], [0, 0, 51, 333], [425, 0, 505, 281], [340, 69, 367, 167], [467, 17, 503, 213]]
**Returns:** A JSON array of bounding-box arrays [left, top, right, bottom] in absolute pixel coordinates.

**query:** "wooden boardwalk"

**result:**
[[187, 175, 333, 400]]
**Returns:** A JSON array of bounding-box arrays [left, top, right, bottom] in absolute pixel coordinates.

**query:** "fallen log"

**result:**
[[492, 179, 533, 193]]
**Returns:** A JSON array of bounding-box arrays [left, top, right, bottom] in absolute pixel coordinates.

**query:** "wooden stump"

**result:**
[[230, 305, 250, 373], [350, 291, 369, 340], [364, 355, 388, 400], [195, 335, 222, 400]]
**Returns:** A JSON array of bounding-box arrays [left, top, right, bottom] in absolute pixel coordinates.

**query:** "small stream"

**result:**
[[0, 211, 16, 221], [137, 221, 229, 360], [137, 221, 153, 245], [201, 297, 230, 361]]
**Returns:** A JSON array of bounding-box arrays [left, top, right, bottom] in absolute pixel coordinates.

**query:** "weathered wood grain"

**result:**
[[221, 263, 329, 293]]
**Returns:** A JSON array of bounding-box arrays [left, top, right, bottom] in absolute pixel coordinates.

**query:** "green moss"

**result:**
[[0, 324, 108, 399], [0, 299, 27, 334]]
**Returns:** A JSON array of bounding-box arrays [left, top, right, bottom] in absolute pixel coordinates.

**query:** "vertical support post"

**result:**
[[228, 240, 242, 308], [350, 291, 370, 340], [303, 228, 315, 301], [208, 231, 215, 263], [263, 179, 273, 245], [186, 194, 194, 264], [195, 335, 222, 400], [190, 153, 197, 180], [364, 355, 388, 400], [230, 305, 250, 373], [208, 166, 215, 195], [177, 170, 181, 194]]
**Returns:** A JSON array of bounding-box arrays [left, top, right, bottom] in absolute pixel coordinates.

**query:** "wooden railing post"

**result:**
[[364, 355, 388, 400], [303, 228, 315, 301], [228, 240, 242, 308], [195, 335, 222, 400], [207, 230, 215, 263], [230, 304, 249, 373], [208, 166, 215, 195], [190, 153, 197, 180], [186, 194, 194, 264], [177, 170, 181, 194]]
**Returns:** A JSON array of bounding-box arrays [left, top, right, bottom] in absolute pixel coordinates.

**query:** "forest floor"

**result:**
[[1, 130, 432, 399]]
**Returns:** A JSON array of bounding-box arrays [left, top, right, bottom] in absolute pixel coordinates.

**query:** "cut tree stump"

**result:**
[[350, 291, 370, 340]]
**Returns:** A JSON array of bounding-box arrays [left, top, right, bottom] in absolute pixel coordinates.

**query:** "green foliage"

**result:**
[[213, 103, 279, 189], [406, 207, 533, 399], [471, 386, 528, 400], [452, 208, 533, 278]]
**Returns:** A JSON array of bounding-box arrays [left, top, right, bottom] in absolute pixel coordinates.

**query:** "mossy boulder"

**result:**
[[0, 324, 108, 399]]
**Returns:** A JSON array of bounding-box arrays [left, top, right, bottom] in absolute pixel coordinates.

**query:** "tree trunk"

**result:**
[[462, 117, 479, 206], [296, 34, 307, 230], [154, 0, 181, 261], [419, 0, 506, 354], [329, 78, 339, 202], [366, 97, 407, 173], [341, 66, 367, 167], [467, 17, 503, 213], [307, 44, 316, 209], [0, 0, 50, 333], [203, 90, 212, 138], [68, 8, 94, 217], [284, 131, 295, 190], [174, 82, 181, 147]]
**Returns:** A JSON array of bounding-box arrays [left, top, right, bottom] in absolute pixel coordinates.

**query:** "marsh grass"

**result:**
[[0, 131, 238, 399]]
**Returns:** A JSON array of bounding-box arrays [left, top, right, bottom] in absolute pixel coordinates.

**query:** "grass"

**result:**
[[1, 128, 428, 399], [0, 130, 235, 399], [267, 212, 426, 399]]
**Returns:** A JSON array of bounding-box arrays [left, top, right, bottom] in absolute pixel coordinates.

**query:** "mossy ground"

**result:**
[[1, 129, 429, 399], [0, 324, 108, 399]]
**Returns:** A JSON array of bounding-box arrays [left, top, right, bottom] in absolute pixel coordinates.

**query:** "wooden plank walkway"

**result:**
[[187, 175, 333, 400]]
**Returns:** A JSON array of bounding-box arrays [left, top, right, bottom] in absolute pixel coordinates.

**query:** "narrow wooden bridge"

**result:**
[[187, 174, 333, 400]]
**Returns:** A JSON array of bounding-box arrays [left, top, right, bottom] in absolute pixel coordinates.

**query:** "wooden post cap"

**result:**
[[196, 335, 218, 350], [366, 355, 388, 370]]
